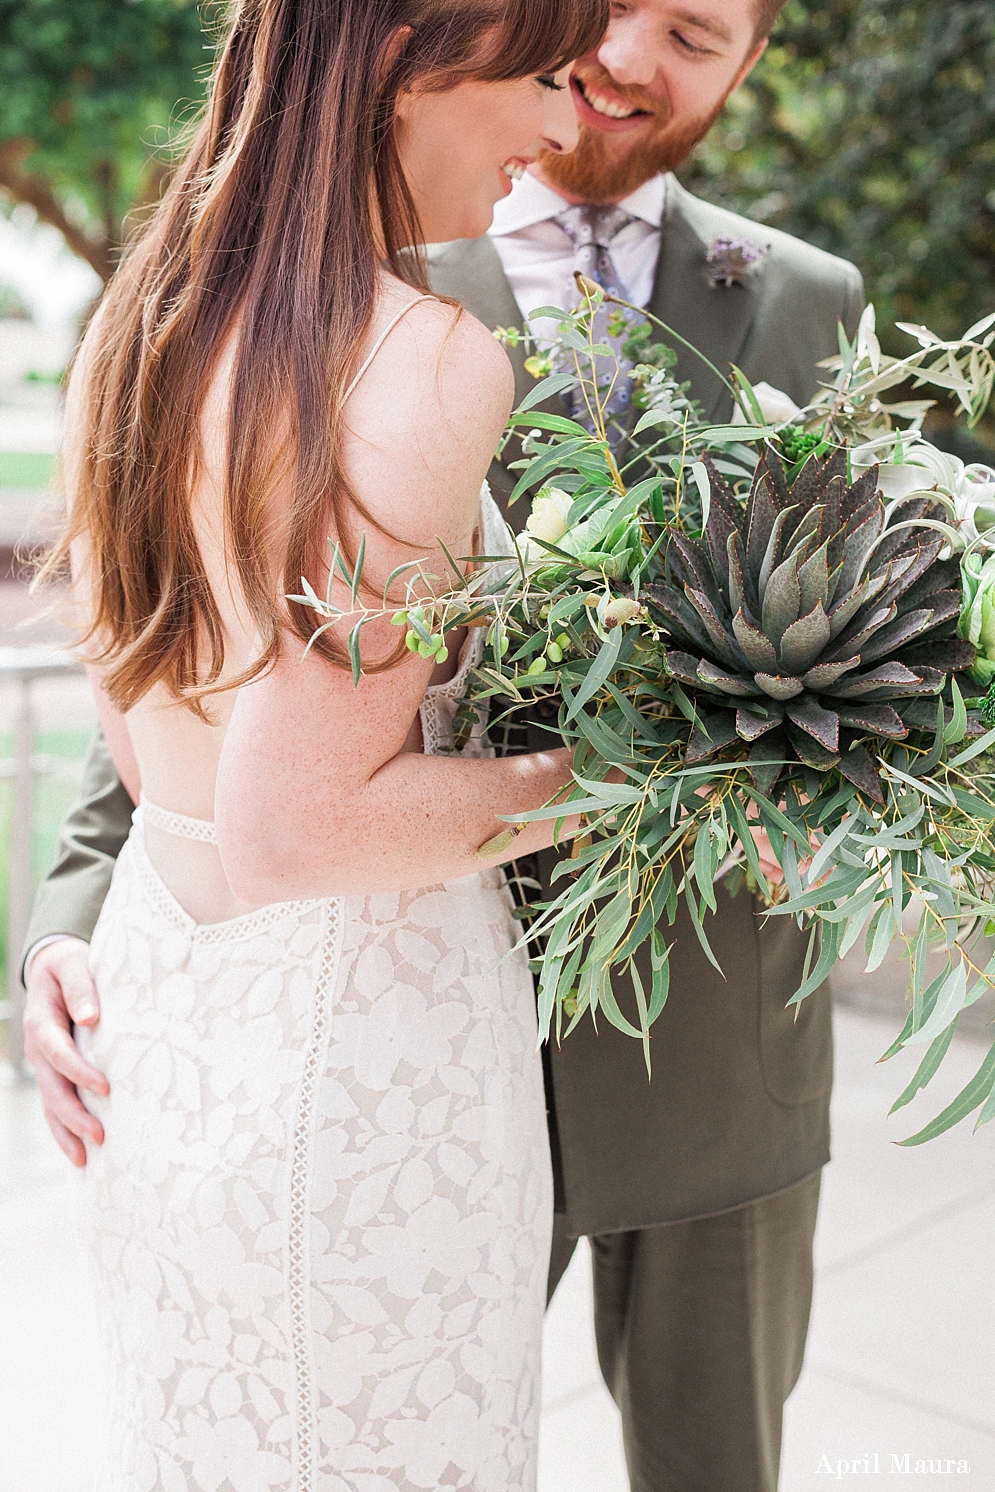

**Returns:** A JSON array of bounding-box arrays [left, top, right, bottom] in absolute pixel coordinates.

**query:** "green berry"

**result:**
[[546, 641, 563, 664], [405, 630, 419, 652], [435, 646, 449, 664], [391, 610, 408, 626], [527, 656, 547, 676], [554, 632, 570, 650], [417, 640, 435, 660]]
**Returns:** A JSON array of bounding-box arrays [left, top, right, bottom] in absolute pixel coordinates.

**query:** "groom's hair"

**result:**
[[49, 0, 610, 711], [753, 0, 789, 42]]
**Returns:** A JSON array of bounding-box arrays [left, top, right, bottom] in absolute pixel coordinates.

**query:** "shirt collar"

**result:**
[[489, 170, 667, 237]]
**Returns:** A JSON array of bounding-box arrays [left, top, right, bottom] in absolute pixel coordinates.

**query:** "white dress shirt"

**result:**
[[488, 171, 666, 337]]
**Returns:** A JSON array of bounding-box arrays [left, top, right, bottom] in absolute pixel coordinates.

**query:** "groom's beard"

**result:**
[[536, 67, 728, 204]]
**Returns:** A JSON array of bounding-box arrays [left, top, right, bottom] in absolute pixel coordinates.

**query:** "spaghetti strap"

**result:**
[[343, 294, 432, 403]]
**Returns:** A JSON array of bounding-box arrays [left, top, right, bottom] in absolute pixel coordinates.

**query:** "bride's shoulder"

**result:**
[[367, 276, 514, 418], [342, 279, 514, 511]]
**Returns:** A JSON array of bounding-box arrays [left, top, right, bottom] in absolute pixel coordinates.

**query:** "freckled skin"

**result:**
[[80, 72, 585, 921]]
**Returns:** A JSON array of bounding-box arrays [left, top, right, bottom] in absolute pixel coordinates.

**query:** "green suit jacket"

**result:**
[[25, 175, 863, 1237]]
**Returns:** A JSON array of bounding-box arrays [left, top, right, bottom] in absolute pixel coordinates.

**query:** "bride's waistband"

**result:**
[[139, 795, 219, 845]]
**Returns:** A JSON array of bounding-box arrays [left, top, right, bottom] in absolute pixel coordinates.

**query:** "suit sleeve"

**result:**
[[20, 727, 134, 980]]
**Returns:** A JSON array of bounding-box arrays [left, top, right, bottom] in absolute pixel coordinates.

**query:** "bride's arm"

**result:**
[[216, 297, 577, 902], [217, 642, 574, 901]]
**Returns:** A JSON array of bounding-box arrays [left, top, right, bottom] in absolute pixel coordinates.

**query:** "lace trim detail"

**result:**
[[141, 795, 219, 845], [419, 626, 486, 756], [288, 899, 343, 1489], [132, 833, 194, 933], [131, 826, 327, 941], [193, 898, 327, 945]]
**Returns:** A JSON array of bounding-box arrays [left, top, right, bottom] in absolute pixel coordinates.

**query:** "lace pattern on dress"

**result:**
[[77, 481, 552, 1489], [288, 899, 345, 1490], [141, 795, 220, 845], [82, 834, 552, 1491]]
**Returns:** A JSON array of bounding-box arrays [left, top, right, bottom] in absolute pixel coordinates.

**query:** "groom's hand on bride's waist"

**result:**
[[23, 938, 108, 1168]]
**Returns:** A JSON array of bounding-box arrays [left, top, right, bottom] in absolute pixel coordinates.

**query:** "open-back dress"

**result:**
[[77, 307, 553, 1491]]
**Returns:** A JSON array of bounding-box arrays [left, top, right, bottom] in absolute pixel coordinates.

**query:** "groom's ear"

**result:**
[[734, 35, 768, 90]]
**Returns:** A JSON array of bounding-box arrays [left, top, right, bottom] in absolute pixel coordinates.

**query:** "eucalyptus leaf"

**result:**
[[904, 961, 967, 1046], [565, 628, 624, 721], [898, 1040, 995, 1145]]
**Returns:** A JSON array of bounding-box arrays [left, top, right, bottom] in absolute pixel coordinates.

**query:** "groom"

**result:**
[[23, 1, 863, 1488]]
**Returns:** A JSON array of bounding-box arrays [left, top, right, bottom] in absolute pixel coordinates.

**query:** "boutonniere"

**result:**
[[706, 235, 769, 287]]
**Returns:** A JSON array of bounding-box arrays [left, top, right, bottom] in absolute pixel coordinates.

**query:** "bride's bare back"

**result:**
[[82, 275, 548, 922]]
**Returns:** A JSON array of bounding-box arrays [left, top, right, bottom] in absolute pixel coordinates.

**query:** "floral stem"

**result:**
[[597, 290, 738, 400]]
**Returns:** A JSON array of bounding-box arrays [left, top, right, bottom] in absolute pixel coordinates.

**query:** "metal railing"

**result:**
[[0, 646, 84, 1073]]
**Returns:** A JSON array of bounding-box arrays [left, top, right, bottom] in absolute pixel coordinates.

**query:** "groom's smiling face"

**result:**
[[534, 0, 770, 203]]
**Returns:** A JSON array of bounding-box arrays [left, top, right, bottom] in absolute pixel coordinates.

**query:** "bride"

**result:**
[[54, 0, 609, 1486]]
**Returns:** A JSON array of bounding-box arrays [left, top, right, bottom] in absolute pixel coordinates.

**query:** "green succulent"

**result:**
[[980, 677, 995, 729], [643, 449, 975, 801], [777, 427, 826, 466]]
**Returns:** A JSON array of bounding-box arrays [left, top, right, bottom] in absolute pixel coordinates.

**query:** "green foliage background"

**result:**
[[1, 0, 992, 381], [0, 0, 216, 275], [679, 0, 995, 357], [0, 732, 89, 1003]]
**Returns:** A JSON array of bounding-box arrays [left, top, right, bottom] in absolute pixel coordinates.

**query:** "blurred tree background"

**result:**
[[0, 0, 216, 281], [0, 0, 992, 437], [679, 0, 995, 366]]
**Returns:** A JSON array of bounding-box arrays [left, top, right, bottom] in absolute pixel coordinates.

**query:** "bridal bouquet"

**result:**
[[297, 284, 995, 1144]]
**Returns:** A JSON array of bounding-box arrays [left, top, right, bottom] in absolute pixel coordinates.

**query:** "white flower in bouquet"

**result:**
[[851, 432, 995, 528], [951, 461, 995, 541], [525, 487, 572, 544], [729, 380, 802, 427], [520, 487, 573, 564]]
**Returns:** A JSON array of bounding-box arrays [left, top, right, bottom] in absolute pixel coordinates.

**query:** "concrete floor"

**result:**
[[2, 1003, 993, 1492], [539, 1004, 995, 1492]]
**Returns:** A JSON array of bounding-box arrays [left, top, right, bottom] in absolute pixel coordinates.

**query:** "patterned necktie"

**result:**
[[553, 204, 643, 443]]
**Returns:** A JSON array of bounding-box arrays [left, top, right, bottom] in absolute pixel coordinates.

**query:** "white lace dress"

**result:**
[[77, 489, 552, 1492]]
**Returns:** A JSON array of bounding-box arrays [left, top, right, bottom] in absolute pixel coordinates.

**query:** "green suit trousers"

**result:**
[[547, 1173, 820, 1492]]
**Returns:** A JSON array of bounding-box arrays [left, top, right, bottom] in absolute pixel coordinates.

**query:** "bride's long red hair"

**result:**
[[51, 0, 607, 712]]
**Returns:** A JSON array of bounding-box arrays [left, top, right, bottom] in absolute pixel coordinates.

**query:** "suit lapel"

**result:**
[[425, 235, 535, 411], [426, 181, 766, 481], [650, 176, 760, 421]]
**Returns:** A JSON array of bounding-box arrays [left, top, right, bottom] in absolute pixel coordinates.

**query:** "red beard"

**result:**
[[537, 67, 727, 203]]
